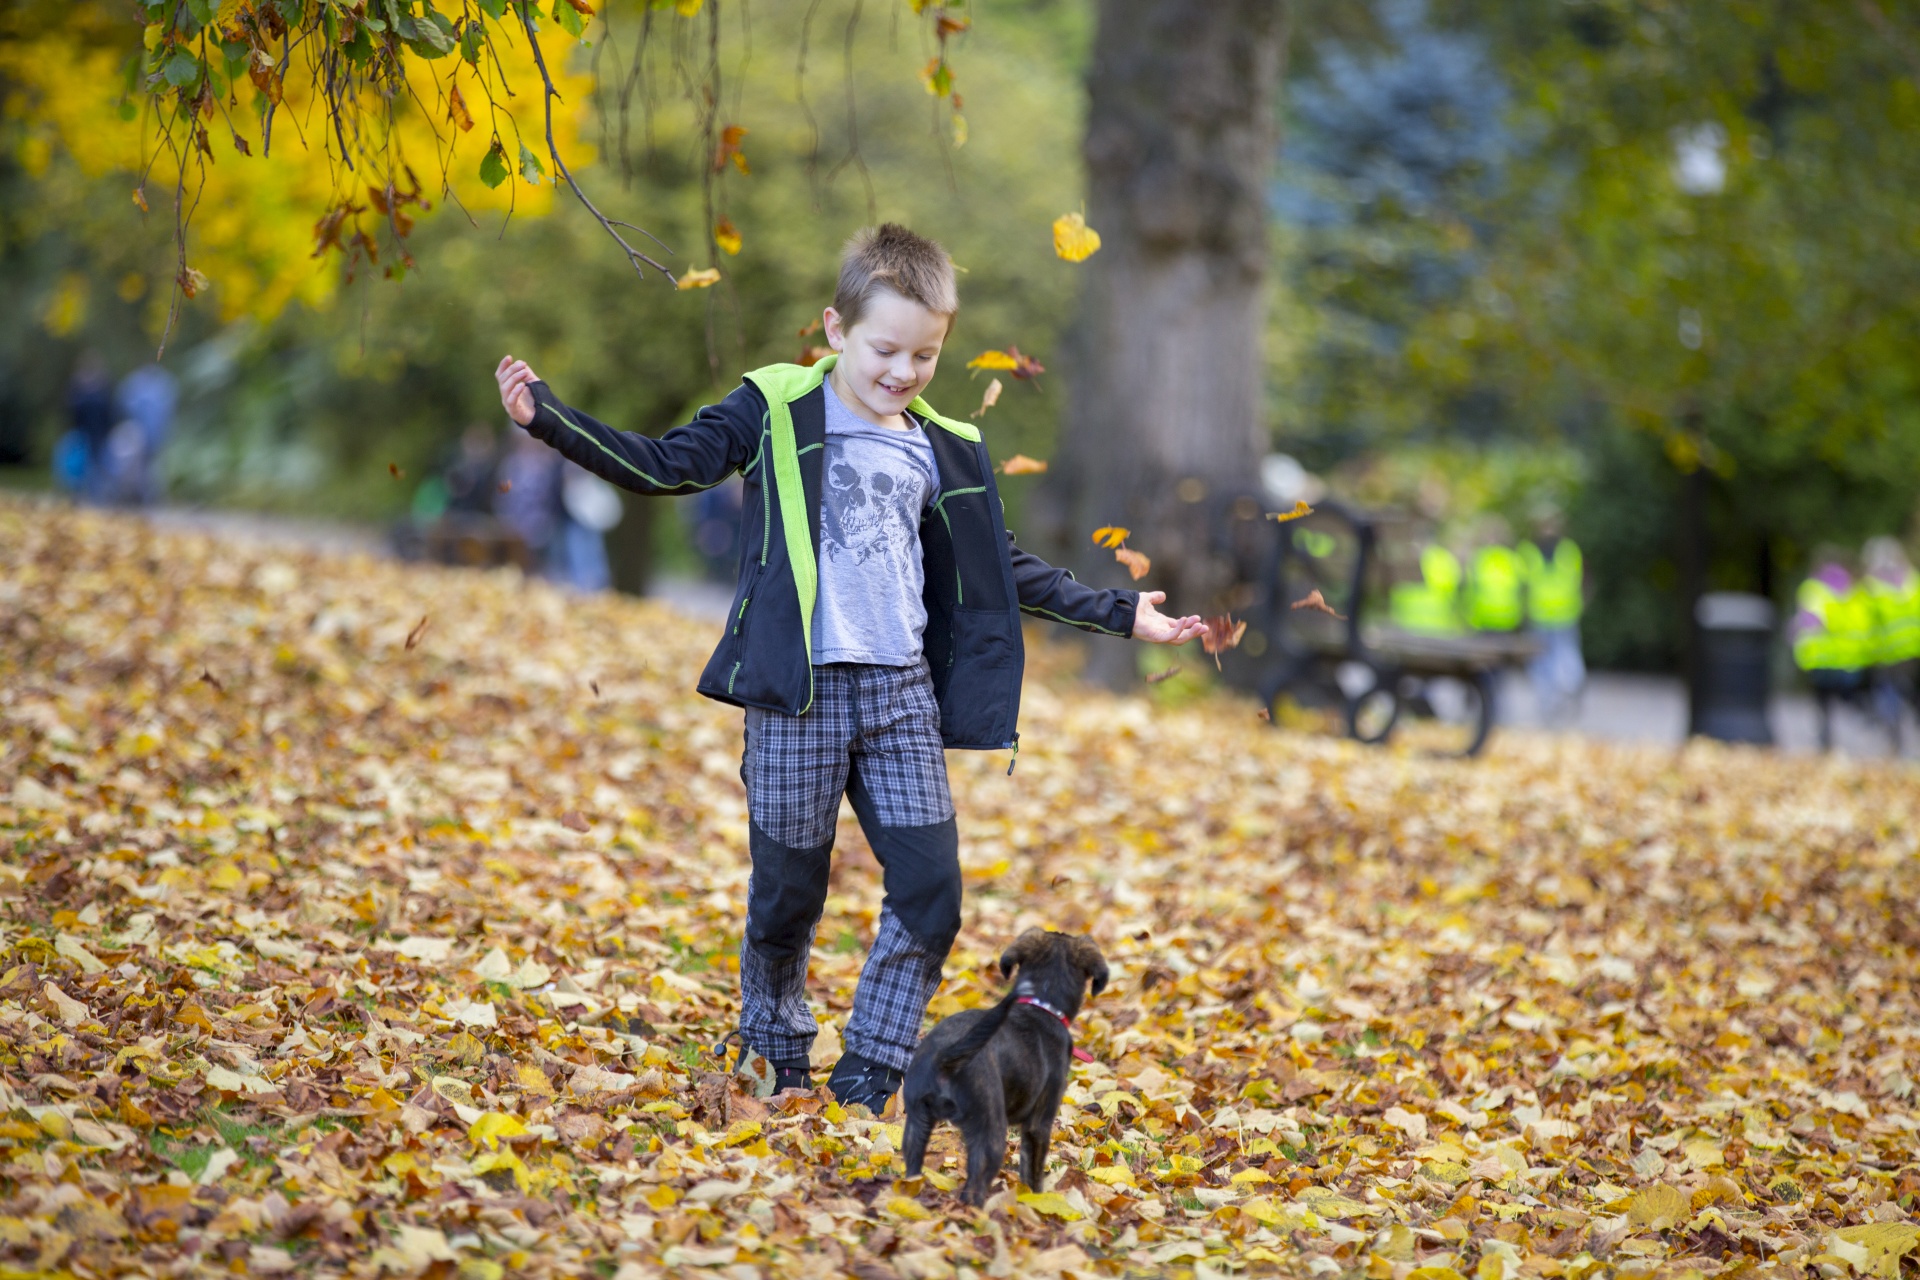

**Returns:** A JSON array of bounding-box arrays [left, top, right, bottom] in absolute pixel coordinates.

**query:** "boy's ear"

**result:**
[[999, 928, 1048, 979], [1069, 937, 1109, 997]]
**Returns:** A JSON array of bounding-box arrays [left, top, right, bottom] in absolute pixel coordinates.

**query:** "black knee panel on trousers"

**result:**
[[745, 821, 833, 962], [846, 770, 961, 953]]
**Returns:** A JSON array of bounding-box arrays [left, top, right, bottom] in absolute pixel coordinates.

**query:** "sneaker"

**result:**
[[769, 1057, 813, 1094], [826, 1050, 903, 1113]]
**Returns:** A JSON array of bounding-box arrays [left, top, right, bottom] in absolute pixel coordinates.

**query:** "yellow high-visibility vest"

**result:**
[[1391, 544, 1463, 634], [1466, 545, 1523, 632], [1520, 538, 1583, 627], [1865, 573, 1920, 666], [1796, 578, 1872, 671]]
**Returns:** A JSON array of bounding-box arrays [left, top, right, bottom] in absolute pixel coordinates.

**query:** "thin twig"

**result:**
[[794, 0, 825, 207], [826, 0, 876, 220], [517, 4, 676, 282]]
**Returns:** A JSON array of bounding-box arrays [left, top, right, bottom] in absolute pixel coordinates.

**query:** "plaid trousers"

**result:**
[[737, 662, 960, 1072]]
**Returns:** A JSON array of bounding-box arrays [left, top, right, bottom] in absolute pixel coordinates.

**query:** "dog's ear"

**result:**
[[999, 928, 1049, 979], [1069, 936, 1109, 997]]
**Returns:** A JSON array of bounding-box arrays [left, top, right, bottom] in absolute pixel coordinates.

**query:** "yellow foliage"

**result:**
[[0, 13, 592, 324]]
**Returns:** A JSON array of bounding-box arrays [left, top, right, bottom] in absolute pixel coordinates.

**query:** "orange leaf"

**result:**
[[1091, 527, 1130, 549], [797, 318, 822, 338], [132, 186, 148, 213], [1114, 547, 1151, 580], [1005, 345, 1046, 381], [998, 453, 1048, 476], [713, 124, 749, 174], [1291, 589, 1346, 620], [714, 217, 742, 256], [1269, 500, 1314, 522], [448, 82, 474, 132], [798, 345, 834, 367]]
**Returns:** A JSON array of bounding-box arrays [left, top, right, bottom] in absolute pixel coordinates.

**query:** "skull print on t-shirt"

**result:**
[[811, 377, 941, 667]]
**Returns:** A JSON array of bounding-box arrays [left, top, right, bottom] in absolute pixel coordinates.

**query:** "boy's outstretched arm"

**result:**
[[495, 355, 753, 495], [1006, 533, 1206, 644]]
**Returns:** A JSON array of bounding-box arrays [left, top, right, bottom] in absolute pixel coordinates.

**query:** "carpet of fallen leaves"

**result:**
[[5, 499, 1920, 1280]]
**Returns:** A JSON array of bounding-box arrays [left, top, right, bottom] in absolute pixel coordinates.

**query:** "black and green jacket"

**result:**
[[521, 357, 1139, 750]]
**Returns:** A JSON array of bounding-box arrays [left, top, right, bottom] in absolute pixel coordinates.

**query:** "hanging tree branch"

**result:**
[[516, 3, 676, 283]]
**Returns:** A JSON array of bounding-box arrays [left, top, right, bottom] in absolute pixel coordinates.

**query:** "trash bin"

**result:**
[[1690, 592, 1774, 744]]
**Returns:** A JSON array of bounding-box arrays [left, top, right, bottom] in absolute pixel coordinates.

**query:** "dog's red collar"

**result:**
[[1017, 996, 1095, 1063]]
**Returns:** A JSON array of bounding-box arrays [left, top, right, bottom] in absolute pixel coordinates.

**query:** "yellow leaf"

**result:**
[[885, 1195, 931, 1220], [516, 1063, 555, 1096], [1297, 1187, 1380, 1218], [646, 1185, 681, 1211], [720, 1121, 762, 1147], [1089, 1165, 1138, 1188], [714, 218, 742, 256], [470, 1148, 529, 1192], [1052, 211, 1102, 262], [1270, 499, 1315, 522], [1017, 1191, 1082, 1221], [677, 267, 722, 291], [1407, 1269, 1469, 1280], [967, 349, 1019, 371], [1627, 1184, 1690, 1231], [1090, 526, 1130, 549], [468, 1112, 529, 1151], [1834, 1224, 1920, 1279], [1230, 1168, 1273, 1185]]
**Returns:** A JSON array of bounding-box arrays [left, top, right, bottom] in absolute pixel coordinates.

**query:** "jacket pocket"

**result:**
[[941, 607, 1018, 747]]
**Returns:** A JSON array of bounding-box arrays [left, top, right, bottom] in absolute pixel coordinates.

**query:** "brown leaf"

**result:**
[[1145, 664, 1181, 685], [558, 810, 591, 833], [998, 452, 1047, 475], [388, 461, 403, 479], [1200, 615, 1247, 669], [974, 377, 1004, 419], [1290, 589, 1347, 620], [132, 186, 149, 213], [1113, 546, 1151, 580], [405, 616, 429, 650]]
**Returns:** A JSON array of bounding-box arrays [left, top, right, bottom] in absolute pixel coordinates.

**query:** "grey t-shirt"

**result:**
[[811, 377, 940, 666]]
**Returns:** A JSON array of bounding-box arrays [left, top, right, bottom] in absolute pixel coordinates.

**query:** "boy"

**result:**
[[495, 225, 1203, 1112]]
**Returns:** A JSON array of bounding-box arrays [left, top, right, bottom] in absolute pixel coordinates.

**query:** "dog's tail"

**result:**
[[935, 988, 1020, 1071]]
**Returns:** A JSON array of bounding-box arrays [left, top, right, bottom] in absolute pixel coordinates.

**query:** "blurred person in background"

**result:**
[[690, 475, 745, 582], [1794, 553, 1874, 750], [558, 463, 622, 592], [108, 363, 178, 507], [1465, 527, 1523, 633], [1521, 513, 1586, 726], [57, 351, 115, 500], [495, 429, 563, 571], [1390, 540, 1464, 635], [1861, 536, 1919, 743], [443, 424, 501, 516]]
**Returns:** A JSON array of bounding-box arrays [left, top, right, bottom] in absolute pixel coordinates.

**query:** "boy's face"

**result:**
[[823, 289, 950, 423]]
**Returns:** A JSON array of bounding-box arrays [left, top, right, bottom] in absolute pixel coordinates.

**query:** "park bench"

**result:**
[[1251, 499, 1539, 757]]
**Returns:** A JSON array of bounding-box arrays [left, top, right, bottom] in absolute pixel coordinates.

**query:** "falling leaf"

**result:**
[[176, 266, 210, 298], [1269, 500, 1314, 522], [497, 479, 512, 493], [998, 454, 1048, 476], [1256, 707, 1271, 720], [132, 186, 149, 212], [1113, 547, 1151, 580], [1145, 664, 1181, 685], [974, 377, 1004, 419], [714, 217, 742, 256], [590, 680, 601, 697], [1052, 211, 1102, 262], [1091, 527, 1130, 549], [967, 347, 1045, 381], [713, 124, 749, 174], [389, 462, 404, 479], [968, 349, 1019, 372], [447, 82, 474, 131], [797, 345, 834, 367], [1200, 615, 1247, 669], [677, 267, 722, 291], [1291, 589, 1346, 620], [405, 616, 429, 650], [797, 318, 822, 338]]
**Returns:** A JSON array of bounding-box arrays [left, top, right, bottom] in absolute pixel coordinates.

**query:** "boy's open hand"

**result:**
[[1132, 592, 1207, 645], [496, 355, 539, 427]]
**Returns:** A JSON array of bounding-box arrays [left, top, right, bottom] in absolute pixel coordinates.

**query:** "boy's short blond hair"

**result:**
[[833, 224, 958, 330]]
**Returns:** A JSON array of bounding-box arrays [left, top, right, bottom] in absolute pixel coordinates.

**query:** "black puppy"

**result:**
[[900, 928, 1108, 1208]]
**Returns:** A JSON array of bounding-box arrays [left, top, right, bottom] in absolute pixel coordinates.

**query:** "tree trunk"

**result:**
[[1036, 0, 1291, 685]]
